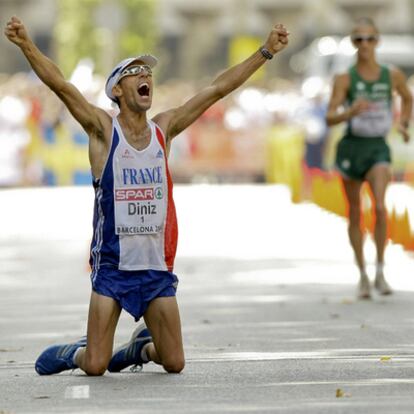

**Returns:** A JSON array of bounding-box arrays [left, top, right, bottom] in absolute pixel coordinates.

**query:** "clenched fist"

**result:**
[[263, 24, 290, 55], [349, 98, 371, 117], [397, 122, 410, 143], [4, 16, 29, 47]]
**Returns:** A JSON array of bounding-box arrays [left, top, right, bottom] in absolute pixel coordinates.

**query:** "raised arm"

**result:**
[[154, 24, 289, 142], [392, 67, 413, 143], [4, 16, 109, 138]]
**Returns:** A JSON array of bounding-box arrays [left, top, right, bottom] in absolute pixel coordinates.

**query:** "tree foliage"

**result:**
[[55, 0, 158, 77]]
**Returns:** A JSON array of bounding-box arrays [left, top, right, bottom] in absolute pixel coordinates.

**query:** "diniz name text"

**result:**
[[122, 167, 163, 185], [128, 202, 157, 216]]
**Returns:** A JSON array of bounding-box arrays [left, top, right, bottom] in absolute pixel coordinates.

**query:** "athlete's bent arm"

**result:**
[[392, 68, 413, 142], [4, 16, 108, 137], [326, 74, 370, 126], [154, 24, 289, 142]]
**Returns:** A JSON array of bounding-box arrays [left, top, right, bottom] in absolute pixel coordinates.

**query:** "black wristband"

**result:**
[[259, 46, 273, 60]]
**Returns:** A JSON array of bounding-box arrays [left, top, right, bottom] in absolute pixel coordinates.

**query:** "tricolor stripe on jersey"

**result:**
[[90, 118, 178, 279]]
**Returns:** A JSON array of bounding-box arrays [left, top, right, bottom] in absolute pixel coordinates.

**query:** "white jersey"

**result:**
[[90, 117, 178, 275]]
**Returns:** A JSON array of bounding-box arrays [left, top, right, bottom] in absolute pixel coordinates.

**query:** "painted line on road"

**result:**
[[165, 378, 414, 389], [187, 351, 414, 363], [64, 385, 90, 399], [2, 350, 414, 371]]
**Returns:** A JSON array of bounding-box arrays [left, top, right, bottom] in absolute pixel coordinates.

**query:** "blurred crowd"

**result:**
[[0, 66, 413, 188]]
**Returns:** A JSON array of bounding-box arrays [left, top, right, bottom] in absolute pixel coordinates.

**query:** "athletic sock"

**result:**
[[376, 262, 384, 276], [72, 347, 84, 367], [140, 342, 151, 363]]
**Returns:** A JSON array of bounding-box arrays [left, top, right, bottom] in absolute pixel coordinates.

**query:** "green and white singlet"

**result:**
[[346, 64, 393, 139], [335, 65, 393, 180]]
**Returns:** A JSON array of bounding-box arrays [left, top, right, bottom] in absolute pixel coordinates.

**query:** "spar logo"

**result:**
[[373, 83, 389, 91], [155, 187, 163, 199], [115, 188, 154, 201]]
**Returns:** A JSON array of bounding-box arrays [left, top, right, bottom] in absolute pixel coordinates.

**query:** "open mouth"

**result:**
[[138, 83, 150, 97]]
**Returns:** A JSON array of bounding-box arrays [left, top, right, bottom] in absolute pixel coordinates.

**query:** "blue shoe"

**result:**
[[108, 324, 152, 372], [35, 337, 87, 375]]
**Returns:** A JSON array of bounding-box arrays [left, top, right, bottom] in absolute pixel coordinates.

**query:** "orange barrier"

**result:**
[[306, 167, 414, 251], [265, 124, 414, 251], [388, 207, 414, 251]]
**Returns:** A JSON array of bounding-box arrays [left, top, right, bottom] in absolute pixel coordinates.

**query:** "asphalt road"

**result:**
[[1, 185, 414, 413]]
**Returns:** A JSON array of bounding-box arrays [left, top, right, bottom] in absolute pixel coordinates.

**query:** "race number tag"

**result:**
[[114, 185, 165, 235], [351, 101, 392, 137]]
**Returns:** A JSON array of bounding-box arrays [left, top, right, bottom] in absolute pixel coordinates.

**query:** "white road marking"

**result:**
[[64, 385, 90, 399], [188, 350, 414, 362]]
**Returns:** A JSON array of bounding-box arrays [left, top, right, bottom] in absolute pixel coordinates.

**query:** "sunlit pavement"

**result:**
[[1, 185, 414, 413]]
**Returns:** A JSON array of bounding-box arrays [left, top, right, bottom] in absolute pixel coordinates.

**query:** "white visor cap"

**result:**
[[105, 55, 158, 102]]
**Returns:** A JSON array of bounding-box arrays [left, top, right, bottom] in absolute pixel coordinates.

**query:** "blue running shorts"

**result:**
[[91, 267, 179, 321]]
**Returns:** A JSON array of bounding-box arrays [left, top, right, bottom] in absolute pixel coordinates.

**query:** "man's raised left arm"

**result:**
[[153, 24, 289, 142]]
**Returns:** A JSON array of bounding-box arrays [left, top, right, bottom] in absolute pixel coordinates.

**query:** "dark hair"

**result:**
[[353, 17, 378, 33]]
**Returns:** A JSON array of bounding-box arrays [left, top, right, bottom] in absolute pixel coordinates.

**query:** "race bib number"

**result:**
[[350, 102, 392, 137], [114, 186, 165, 235]]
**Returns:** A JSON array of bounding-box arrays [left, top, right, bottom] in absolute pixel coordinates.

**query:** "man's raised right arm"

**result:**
[[4, 16, 108, 137]]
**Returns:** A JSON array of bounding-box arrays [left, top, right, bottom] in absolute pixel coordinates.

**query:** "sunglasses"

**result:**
[[352, 35, 378, 44], [118, 65, 152, 82]]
